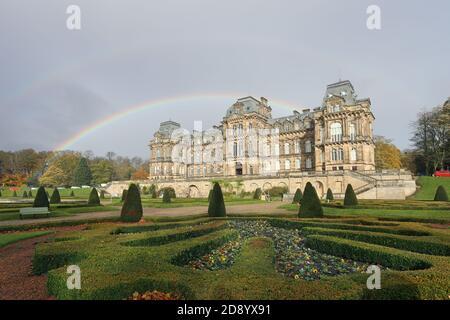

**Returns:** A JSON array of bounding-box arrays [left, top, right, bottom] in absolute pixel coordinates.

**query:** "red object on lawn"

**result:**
[[434, 170, 450, 177]]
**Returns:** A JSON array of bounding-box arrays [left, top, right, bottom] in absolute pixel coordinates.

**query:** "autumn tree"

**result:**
[[39, 152, 81, 187], [374, 136, 402, 170]]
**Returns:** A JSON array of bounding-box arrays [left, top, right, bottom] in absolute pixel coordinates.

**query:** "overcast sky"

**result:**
[[0, 0, 449, 158]]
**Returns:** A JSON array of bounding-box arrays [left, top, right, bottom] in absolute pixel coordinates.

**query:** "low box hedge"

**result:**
[[304, 234, 432, 270]]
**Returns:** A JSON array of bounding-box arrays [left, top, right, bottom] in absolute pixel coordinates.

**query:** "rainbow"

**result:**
[[54, 92, 302, 152]]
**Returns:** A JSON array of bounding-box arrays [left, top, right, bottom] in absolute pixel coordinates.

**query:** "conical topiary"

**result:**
[[88, 187, 101, 206], [33, 186, 49, 208], [208, 189, 213, 201], [162, 188, 171, 203], [70, 190, 74, 197], [434, 185, 449, 202], [28, 190, 32, 197], [120, 183, 143, 222], [208, 182, 226, 217], [292, 188, 303, 204], [344, 184, 358, 206], [253, 188, 262, 200], [121, 189, 128, 202], [23, 191, 28, 198], [326, 188, 334, 201], [50, 188, 61, 204], [13, 190, 17, 197], [298, 182, 323, 218]]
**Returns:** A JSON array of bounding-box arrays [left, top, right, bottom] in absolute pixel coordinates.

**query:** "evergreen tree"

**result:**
[[208, 189, 213, 201], [292, 188, 303, 204], [162, 188, 171, 203], [121, 189, 128, 202], [72, 157, 92, 186], [88, 187, 101, 206], [344, 184, 358, 206], [120, 183, 143, 222], [50, 188, 61, 204], [149, 184, 157, 198], [28, 190, 32, 198], [298, 182, 323, 218], [208, 182, 226, 217], [23, 191, 28, 198], [253, 188, 262, 200], [434, 185, 449, 202], [33, 186, 49, 208], [326, 188, 334, 201], [70, 190, 75, 197]]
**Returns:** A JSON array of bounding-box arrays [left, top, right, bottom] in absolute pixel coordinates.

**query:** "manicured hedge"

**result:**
[[267, 219, 430, 236], [305, 235, 431, 270], [302, 227, 450, 256], [124, 223, 227, 247], [111, 219, 209, 234], [32, 251, 86, 275], [171, 230, 239, 266]]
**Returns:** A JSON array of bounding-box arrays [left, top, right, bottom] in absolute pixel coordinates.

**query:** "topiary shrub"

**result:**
[[434, 185, 449, 202], [28, 190, 33, 198], [298, 182, 323, 218], [160, 187, 176, 199], [121, 189, 128, 202], [23, 191, 28, 198], [292, 188, 303, 204], [69, 190, 74, 197], [162, 188, 171, 203], [13, 191, 17, 197], [50, 188, 61, 204], [208, 182, 226, 217], [33, 186, 49, 208], [88, 188, 100, 206], [344, 184, 358, 206], [120, 183, 143, 222], [253, 188, 262, 200], [326, 188, 334, 201]]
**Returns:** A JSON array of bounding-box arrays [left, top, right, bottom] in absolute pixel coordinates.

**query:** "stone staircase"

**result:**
[[347, 171, 378, 195]]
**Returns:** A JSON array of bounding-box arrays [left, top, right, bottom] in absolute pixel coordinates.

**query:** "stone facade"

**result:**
[[104, 80, 417, 200], [149, 80, 376, 181]]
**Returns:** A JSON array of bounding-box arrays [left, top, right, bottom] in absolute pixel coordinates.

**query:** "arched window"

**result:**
[[305, 140, 312, 153], [285, 160, 291, 170], [284, 143, 290, 154], [330, 123, 342, 142], [295, 141, 301, 153], [349, 123, 356, 141], [295, 158, 301, 169], [350, 148, 357, 161], [233, 142, 238, 157]]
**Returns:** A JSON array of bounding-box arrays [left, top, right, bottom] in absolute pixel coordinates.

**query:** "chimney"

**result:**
[[302, 108, 310, 113], [260, 97, 268, 106]]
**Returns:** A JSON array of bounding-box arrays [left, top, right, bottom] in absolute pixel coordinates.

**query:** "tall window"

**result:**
[[295, 141, 301, 153], [285, 160, 291, 170], [233, 142, 238, 157], [295, 158, 301, 169], [350, 148, 357, 161], [349, 123, 356, 141], [319, 127, 324, 143], [306, 157, 312, 169], [284, 143, 290, 154], [331, 148, 344, 161], [331, 122, 343, 142], [305, 140, 312, 153]]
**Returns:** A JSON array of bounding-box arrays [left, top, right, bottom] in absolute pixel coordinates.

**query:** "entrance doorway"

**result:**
[[235, 162, 243, 176]]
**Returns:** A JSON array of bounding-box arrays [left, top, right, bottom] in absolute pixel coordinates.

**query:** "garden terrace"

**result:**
[[29, 213, 450, 300]]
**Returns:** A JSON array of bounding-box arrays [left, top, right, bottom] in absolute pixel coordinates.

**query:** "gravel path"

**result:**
[[0, 226, 85, 300], [0, 202, 290, 227]]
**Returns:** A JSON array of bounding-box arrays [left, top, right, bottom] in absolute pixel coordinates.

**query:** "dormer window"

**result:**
[[341, 91, 347, 96], [333, 105, 340, 112]]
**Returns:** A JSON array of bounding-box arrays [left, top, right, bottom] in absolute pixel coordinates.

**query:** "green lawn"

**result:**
[[0, 231, 53, 248], [30, 214, 449, 300], [413, 176, 450, 200]]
